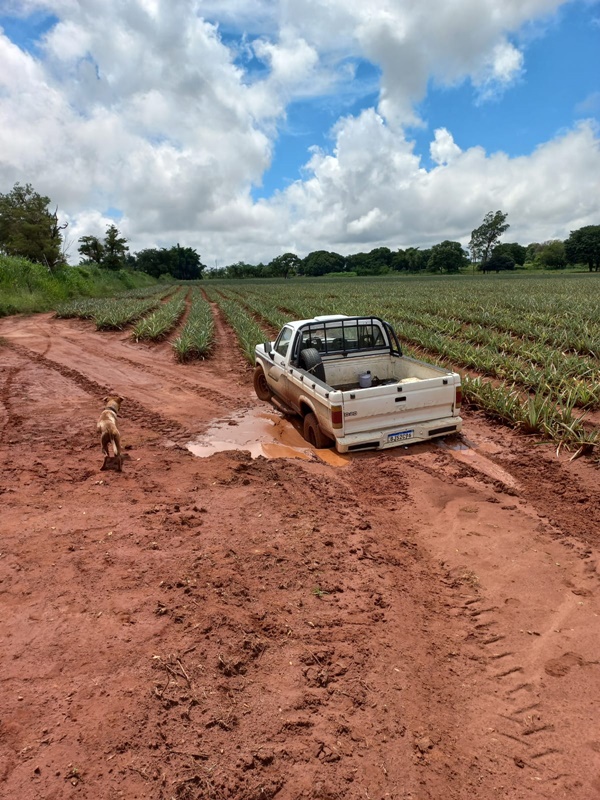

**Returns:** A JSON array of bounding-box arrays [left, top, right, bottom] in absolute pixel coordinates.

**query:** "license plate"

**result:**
[[388, 429, 414, 443]]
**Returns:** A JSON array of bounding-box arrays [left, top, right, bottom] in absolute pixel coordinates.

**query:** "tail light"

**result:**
[[331, 405, 343, 429], [455, 385, 462, 409]]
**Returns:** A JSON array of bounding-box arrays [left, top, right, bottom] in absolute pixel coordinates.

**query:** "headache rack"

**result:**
[[292, 316, 402, 362]]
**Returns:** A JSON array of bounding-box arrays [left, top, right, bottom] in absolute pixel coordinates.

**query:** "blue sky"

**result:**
[[0, 0, 598, 264]]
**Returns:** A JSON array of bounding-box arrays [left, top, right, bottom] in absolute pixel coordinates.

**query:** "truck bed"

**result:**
[[331, 377, 421, 392], [319, 354, 448, 392]]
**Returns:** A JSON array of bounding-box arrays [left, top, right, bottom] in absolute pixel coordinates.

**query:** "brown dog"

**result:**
[[97, 394, 124, 471]]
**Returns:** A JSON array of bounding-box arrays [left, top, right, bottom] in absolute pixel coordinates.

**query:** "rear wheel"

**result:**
[[303, 412, 333, 449], [253, 366, 272, 402]]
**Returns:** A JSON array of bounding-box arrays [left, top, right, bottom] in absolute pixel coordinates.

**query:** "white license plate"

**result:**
[[388, 429, 414, 443]]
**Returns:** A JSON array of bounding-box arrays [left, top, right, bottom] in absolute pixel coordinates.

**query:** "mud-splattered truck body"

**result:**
[[254, 315, 462, 452]]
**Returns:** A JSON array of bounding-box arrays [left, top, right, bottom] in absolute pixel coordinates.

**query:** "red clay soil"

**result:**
[[1, 312, 600, 800]]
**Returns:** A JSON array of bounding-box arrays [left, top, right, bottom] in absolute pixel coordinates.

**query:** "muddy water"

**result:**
[[186, 406, 350, 466]]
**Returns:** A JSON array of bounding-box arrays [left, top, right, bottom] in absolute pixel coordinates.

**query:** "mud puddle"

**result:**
[[186, 406, 350, 466]]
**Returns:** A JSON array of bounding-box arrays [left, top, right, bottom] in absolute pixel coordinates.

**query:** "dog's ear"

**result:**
[[117, 395, 124, 403], [102, 395, 109, 404]]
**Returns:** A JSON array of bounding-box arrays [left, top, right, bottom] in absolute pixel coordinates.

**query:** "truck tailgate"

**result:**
[[340, 378, 457, 434]]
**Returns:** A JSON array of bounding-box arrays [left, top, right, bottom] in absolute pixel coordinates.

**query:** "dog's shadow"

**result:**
[[101, 453, 131, 472]]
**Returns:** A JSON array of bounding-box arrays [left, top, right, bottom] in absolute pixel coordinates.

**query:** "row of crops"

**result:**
[[206, 274, 600, 458], [55, 285, 214, 360]]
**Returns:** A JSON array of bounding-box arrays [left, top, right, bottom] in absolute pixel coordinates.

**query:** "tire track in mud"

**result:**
[[0, 364, 22, 432], [3, 340, 192, 442], [321, 449, 600, 796], [296, 455, 481, 788], [412, 449, 600, 796], [263, 457, 472, 796], [45, 317, 236, 407], [420, 441, 600, 549], [460, 594, 569, 790]]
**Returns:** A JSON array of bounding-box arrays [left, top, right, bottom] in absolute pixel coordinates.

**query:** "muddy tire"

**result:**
[[303, 412, 333, 449], [299, 348, 326, 382], [253, 366, 273, 402]]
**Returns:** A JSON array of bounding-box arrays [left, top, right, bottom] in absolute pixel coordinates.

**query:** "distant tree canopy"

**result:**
[[565, 225, 600, 272], [129, 244, 205, 280], [78, 234, 105, 266], [499, 242, 526, 266], [482, 241, 527, 273], [403, 247, 432, 272], [300, 250, 345, 277], [5, 180, 595, 280], [78, 223, 205, 279], [469, 210, 510, 269], [485, 249, 515, 273], [269, 252, 300, 278], [428, 240, 468, 274], [526, 240, 567, 270], [78, 224, 128, 271], [0, 182, 67, 271], [103, 224, 129, 271]]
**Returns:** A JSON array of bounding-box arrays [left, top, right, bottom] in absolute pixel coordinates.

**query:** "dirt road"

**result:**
[[1, 311, 599, 800]]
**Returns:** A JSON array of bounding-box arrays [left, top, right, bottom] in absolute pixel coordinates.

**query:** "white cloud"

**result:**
[[430, 128, 462, 166], [474, 40, 525, 100], [0, 0, 597, 268]]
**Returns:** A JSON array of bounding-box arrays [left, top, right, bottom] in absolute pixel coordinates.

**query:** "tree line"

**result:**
[[212, 212, 600, 278], [1, 183, 598, 280]]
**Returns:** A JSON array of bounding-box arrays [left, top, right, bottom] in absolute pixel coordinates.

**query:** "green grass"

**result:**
[[0, 254, 159, 317]]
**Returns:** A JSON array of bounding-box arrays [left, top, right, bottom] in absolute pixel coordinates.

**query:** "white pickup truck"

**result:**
[[254, 315, 462, 452]]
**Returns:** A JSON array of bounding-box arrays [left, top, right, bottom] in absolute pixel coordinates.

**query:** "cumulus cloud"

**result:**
[[430, 129, 462, 166], [0, 0, 597, 267]]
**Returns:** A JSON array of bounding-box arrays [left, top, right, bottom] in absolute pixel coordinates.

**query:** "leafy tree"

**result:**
[[524, 242, 542, 267], [537, 240, 566, 270], [133, 245, 204, 279], [133, 248, 171, 278], [565, 225, 600, 272], [390, 249, 410, 272], [78, 235, 105, 266], [224, 261, 260, 279], [269, 252, 300, 279], [0, 182, 66, 271], [404, 247, 428, 272], [469, 210, 510, 270], [102, 224, 129, 271], [169, 244, 204, 280], [428, 240, 468, 274], [485, 248, 515, 273], [300, 250, 345, 277], [501, 242, 526, 266], [367, 247, 393, 273], [346, 252, 371, 274]]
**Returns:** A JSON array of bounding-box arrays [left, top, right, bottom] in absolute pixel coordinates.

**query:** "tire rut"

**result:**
[[3, 340, 192, 442]]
